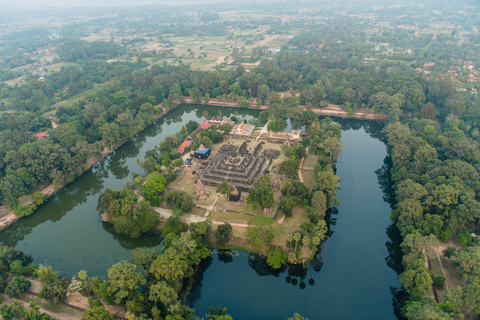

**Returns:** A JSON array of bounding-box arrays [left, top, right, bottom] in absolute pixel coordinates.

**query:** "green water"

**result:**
[[0, 105, 259, 277], [0, 106, 403, 319], [185, 119, 404, 320]]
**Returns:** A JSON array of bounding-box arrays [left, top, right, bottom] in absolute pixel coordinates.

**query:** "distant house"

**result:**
[[194, 144, 211, 159], [35, 131, 48, 140], [472, 88, 478, 95], [208, 117, 225, 126], [177, 140, 191, 154]]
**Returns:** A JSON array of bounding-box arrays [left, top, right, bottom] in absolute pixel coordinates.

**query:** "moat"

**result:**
[[0, 104, 402, 320]]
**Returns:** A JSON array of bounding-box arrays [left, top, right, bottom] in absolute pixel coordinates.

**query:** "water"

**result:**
[[0, 104, 259, 277], [0, 106, 403, 319], [185, 119, 404, 320]]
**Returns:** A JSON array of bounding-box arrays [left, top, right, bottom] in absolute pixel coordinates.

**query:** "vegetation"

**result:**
[[1, 1, 480, 319]]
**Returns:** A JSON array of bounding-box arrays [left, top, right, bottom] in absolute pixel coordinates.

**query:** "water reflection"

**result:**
[[0, 104, 261, 278]]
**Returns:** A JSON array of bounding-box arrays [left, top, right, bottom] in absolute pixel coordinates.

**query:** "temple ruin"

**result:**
[[197, 150, 271, 190]]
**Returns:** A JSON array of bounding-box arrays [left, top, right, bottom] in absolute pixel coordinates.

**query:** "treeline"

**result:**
[[385, 120, 480, 319], [56, 40, 125, 62]]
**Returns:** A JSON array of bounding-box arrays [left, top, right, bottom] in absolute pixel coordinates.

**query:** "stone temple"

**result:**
[[198, 150, 270, 190]]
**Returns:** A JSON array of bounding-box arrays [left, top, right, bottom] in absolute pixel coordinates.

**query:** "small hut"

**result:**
[[194, 144, 211, 159]]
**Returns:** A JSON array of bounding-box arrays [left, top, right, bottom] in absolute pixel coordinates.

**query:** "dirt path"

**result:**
[[1, 294, 82, 320], [434, 248, 449, 290], [182, 98, 388, 121], [297, 146, 308, 183], [212, 221, 248, 227]]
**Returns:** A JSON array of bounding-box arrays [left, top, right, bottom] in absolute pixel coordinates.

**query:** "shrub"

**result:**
[[5, 276, 31, 298], [443, 247, 456, 258], [215, 223, 233, 246], [433, 275, 446, 289]]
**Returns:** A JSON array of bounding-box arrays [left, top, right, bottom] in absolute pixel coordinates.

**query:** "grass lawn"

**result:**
[[216, 195, 263, 216], [280, 206, 309, 236], [302, 169, 316, 189], [208, 211, 252, 224], [191, 207, 206, 217]]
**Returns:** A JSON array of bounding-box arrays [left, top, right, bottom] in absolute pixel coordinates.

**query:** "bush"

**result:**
[[215, 223, 233, 246], [440, 229, 452, 243], [9, 260, 24, 276], [165, 190, 194, 214], [162, 216, 187, 237], [457, 230, 473, 247], [443, 247, 456, 258], [433, 275, 446, 289], [5, 276, 31, 298]]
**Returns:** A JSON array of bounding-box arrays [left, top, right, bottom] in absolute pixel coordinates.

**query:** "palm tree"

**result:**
[[293, 233, 301, 253], [288, 252, 296, 263], [286, 234, 293, 251], [27, 300, 40, 318], [203, 110, 208, 120], [300, 236, 310, 256], [77, 270, 88, 294]]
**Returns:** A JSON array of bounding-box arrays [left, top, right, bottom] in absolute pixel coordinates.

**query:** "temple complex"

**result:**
[[197, 150, 270, 190]]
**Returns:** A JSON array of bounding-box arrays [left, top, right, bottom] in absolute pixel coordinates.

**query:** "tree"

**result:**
[[149, 281, 178, 307], [82, 299, 114, 320], [419, 102, 436, 120], [99, 122, 120, 151], [38, 264, 58, 286], [293, 233, 301, 253], [215, 223, 233, 246], [266, 247, 286, 269], [77, 270, 88, 293], [107, 261, 146, 305], [27, 300, 40, 318], [315, 170, 340, 208], [281, 158, 301, 179], [189, 88, 202, 104], [203, 111, 209, 119], [217, 180, 234, 201], [320, 137, 344, 168], [310, 191, 327, 220], [267, 120, 278, 132], [451, 247, 480, 282], [9, 260, 25, 276], [247, 185, 274, 210], [140, 174, 166, 206], [5, 276, 31, 298], [219, 123, 233, 135]]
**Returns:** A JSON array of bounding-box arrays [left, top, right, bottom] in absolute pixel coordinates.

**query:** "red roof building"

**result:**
[[199, 120, 210, 129], [177, 140, 191, 154], [35, 131, 48, 140]]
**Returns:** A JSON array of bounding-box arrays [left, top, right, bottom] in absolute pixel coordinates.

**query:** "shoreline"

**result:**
[[0, 101, 386, 233], [182, 97, 389, 121]]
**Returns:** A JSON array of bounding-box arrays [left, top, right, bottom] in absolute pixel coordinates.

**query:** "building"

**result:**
[[232, 123, 255, 136], [177, 140, 191, 154], [229, 186, 241, 202], [35, 131, 48, 140], [208, 117, 225, 126], [198, 150, 270, 190], [194, 144, 211, 159]]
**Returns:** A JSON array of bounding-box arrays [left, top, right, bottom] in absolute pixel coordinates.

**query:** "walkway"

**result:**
[[195, 193, 221, 217], [153, 206, 207, 224]]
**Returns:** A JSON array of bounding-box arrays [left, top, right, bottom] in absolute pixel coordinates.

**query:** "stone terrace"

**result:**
[[198, 152, 270, 190]]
